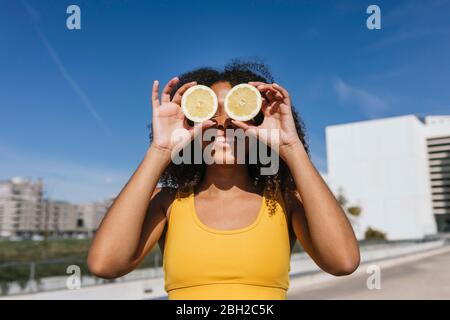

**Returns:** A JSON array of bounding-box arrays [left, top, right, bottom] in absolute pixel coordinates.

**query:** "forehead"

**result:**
[[210, 81, 232, 100]]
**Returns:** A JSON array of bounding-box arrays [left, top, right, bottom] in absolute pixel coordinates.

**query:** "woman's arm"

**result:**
[[233, 81, 360, 276], [87, 146, 171, 278], [88, 78, 213, 278], [282, 142, 360, 276]]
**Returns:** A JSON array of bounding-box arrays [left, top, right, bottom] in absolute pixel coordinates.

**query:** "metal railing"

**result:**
[[0, 254, 163, 296]]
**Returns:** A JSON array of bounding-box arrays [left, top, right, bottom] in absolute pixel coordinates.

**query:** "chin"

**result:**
[[211, 151, 237, 165], [204, 141, 240, 165]]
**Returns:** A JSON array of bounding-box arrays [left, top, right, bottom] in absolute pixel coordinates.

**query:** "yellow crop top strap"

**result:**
[[163, 187, 292, 300]]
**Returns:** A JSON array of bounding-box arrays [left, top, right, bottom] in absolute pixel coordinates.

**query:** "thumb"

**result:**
[[231, 120, 250, 131], [232, 120, 258, 138], [190, 120, 215, 139]]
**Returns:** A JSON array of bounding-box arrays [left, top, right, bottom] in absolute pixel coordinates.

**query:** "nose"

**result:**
[[213, 112, 234, 131]]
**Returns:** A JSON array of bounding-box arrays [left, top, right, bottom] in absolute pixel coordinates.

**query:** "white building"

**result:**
[[42, 199, 79, 238], [0, 177, 43, 239], [0, 177, 113, 239], [77, 197, 114, 237], [326, 115, 450, 240]]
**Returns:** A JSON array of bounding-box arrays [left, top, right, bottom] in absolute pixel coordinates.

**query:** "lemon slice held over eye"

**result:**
[[224, 83, 262, 121], [181, 85, 218, 122]]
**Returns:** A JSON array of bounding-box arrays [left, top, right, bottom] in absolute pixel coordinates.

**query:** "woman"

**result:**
[[87, 61, 360, 300]]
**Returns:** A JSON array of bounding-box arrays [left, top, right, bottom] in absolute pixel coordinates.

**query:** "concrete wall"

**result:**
[[326, 115, 437, 240]]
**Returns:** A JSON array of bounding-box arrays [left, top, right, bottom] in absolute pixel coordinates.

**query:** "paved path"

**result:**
[[288, 250, 450, 300]]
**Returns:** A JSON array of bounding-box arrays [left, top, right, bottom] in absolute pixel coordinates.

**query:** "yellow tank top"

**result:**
[[163, 188, 291, 300]]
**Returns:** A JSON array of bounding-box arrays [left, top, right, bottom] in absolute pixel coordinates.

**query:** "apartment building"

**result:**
[[41, 199, 79, 238], [0, 177, 43, 239], [0, 177, 112, 239], [77, 197, 114, 237]]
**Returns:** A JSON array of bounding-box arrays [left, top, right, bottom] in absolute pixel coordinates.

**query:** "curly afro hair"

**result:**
[[150, 59, 309, 209]]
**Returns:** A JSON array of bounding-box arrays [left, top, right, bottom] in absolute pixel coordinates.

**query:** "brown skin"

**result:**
[[87, 78, 360, 279]]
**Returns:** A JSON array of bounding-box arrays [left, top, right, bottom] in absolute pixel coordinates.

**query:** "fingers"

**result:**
[[265, 89, 276, 101], [231, 120, 251, 131], [189, 120, 215, 139], [272, 83, 290, 100], [261, 102, 280, 117], [162, 77, 180, 103], [152, 80, 160, 108], [249, 82, 284, 102], [248, 81, 267, 86], [248, 82, 271, 93], [256, 84, 283, 100], [248, 82, 271, 105], [199, 119, 216, 131], [232, 120, 259, 139], [172, 81, 197, 105]]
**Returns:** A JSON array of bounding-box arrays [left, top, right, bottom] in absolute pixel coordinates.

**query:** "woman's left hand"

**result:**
[[232, 82, 302, 158]]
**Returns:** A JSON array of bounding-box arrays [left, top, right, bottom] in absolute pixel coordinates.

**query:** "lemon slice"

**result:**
[[181, 85, 218, 122], [224, 83, 262, 121]]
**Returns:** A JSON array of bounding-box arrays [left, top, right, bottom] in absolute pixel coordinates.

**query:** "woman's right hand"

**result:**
[[151, 77, 214, 155]]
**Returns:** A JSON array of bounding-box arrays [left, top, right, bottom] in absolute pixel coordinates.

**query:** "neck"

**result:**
[[197, 164, 256, 196]]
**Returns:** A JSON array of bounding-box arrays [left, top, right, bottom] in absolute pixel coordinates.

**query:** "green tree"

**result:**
[[336, 187, 348, 207], [365, 227, 387, 240], [347, 206, 362, 217]]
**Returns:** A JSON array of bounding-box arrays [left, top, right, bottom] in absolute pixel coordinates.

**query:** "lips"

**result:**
[[215, 136, 234, 143], [212, 136, 234, 148]]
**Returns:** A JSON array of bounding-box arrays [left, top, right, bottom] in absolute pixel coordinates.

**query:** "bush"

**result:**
[[365, 227, 387, 240], [347, 206, 362, 217]]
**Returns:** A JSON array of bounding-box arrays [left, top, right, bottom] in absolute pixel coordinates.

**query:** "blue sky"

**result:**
[[1, 0, 449, 202]]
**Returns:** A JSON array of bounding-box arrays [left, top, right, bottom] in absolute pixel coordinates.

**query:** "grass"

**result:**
[[0, 238, 162, 264], [0, 238, 162, 294], [0, 238, 93, 262]]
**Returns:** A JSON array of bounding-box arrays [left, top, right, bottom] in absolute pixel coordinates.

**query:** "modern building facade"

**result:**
[[77, 197, 114, 237], [0, 177, 112, 239], [424, 116, 450, 232], [0, 177, 43, 238], [42, 199, 79, 238], [326, 115, 449, 240]]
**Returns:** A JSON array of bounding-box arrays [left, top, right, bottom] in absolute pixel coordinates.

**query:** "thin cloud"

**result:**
[[0, 142, 23, 162], [367, 0, 450, 50], [36, 31, 111, 135], [365, 67, 408, 81], [368, 27, 450, 50], [333, 77, 388, 118], [20, 0, 40, 22], [0, 143, 128, 203], [21, 0, 110, 135], [383, 0, 450, 25]]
